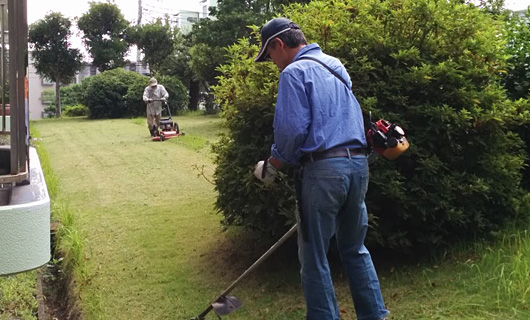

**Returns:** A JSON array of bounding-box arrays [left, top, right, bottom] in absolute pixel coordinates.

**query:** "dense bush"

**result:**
[[40, 89, 55, 107], [63, 105, 89, 117], [43, 84, 85, 112], [60, 84, 85, 107], [213, 0, 530, 251], [82, 68, 147, 118], [213, 40, 298, 234], [158, 75, 190, 114], [81, 69, 188, 118]]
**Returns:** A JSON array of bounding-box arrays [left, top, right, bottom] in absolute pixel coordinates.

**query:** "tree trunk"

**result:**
[[188, 78, 200, 111], [55, 80, 61, 118], [202, 81, 216, 113]]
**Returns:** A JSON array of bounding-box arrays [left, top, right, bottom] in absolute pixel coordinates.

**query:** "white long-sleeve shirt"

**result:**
[[143, 85, 169, 115]]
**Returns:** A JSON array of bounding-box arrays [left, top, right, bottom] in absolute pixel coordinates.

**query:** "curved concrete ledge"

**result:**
[[0, 147, 50, 276]]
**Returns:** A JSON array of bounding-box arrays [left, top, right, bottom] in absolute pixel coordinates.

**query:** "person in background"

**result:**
[[253, 17, 389, 320], [143, 77, 169, 137]]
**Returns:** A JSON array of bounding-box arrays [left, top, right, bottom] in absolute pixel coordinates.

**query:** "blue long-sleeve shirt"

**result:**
[[271, 43, 367, 166]]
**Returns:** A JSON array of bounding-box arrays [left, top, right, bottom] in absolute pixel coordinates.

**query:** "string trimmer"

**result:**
[[190, 224, 298, 320]]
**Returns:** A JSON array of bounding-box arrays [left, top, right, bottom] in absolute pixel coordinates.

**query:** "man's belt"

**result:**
[[300, 147, 365, 164]]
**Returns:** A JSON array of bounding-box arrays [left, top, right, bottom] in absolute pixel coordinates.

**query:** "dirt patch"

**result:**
[[192, 226, 301, 285], [37, 229, 82, 320]]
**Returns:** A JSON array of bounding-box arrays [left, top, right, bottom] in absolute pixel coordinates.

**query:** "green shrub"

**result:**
[[121, 75, 150, 117], [158, 75, 189, 114], [41, 88, 56, 108], [82, 68, 147, 119], [60, 83, 85, 107], [63, 104, 89, 117], [43, 102, 57, 118], [213, 39, 297, 234], [213, 0, 530, 251]]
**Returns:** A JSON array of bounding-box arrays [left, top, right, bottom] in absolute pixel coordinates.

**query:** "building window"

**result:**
[[41, 78, 54, 86]]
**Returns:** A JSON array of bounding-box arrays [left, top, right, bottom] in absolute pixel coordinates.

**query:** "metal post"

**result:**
[[22, 0, 29, 177], [0, 0, 5, 133], [8, 0, 17, 174], [137, 0, 142, 64], [7, 0, 28, 177]]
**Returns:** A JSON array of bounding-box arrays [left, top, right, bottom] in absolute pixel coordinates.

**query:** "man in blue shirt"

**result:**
[[253, 18, 389, 320]]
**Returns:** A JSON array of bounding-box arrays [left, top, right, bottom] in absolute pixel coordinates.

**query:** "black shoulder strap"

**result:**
[[297, 56, 350, 89]]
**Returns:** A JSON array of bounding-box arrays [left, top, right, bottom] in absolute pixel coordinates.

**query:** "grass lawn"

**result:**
[[24, 113, 530, 320]]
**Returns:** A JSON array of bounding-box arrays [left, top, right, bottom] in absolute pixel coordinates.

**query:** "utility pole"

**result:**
[[136, 0, 142, 63]]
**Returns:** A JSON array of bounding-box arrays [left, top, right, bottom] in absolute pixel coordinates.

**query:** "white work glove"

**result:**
[[162, 97, 167, 102], [147, 98, 153, 102], [254, 159, 278, 185]]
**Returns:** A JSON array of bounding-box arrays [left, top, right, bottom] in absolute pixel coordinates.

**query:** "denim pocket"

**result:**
[[308, 173, 347, 210]]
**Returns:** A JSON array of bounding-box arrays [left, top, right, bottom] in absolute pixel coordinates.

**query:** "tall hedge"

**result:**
[[60, 83, 85, 107], [82, 69, 188, 118], [83, 68, 147, 118], [213, 0, 530, 251], [213, 42, 298, 234]]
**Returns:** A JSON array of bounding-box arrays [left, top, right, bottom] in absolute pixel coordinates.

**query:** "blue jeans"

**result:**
[[297, 155, 389, 320]]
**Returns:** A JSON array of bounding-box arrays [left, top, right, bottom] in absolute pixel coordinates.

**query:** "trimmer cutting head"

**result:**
[[212, 295, 242, 315], [190, 225, 297, 320], [189, 295, 242, 320]]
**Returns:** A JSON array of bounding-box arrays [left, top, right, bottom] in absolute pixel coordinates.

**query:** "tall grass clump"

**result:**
[[51, 203, 87, 281], [449, 225, 530, 316], [466, 229, 530, 309], [33, 128, 88, 283]]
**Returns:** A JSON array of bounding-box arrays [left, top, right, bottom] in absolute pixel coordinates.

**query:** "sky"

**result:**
[[504, 0, 530, 10]]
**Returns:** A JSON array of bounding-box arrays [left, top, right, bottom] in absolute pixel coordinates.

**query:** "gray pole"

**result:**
[[136, 0, 142, 64], [1, 1, 5, 133]]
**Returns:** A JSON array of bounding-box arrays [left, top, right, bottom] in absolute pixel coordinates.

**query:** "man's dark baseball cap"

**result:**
[[255, 17, 300, 62]]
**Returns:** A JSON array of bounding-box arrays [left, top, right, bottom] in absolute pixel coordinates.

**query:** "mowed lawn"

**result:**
[[32, 115, 307, 320], [32, 114, 530, 320]]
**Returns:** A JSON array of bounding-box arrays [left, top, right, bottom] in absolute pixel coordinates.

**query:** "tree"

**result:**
[[77, 2, 130, 72], [189, 1, 273, 88], [158, 32, 201, 111], [502, 9, 530, 189], [475, 0, 506, 15], [188, 0, 309, 109], [127, 19, 176, 75], [213, 0, 530, 252], [29, 12, 83, 117], [503, 9, 530, 100], [189, 43, 226, 111]]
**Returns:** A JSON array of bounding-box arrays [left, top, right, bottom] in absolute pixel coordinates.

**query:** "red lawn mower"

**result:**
[[152, 100, 185, 141]]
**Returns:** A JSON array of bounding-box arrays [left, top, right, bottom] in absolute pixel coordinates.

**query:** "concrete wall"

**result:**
[[27, 57, 54, 120], [0, 147, 50, 275]]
